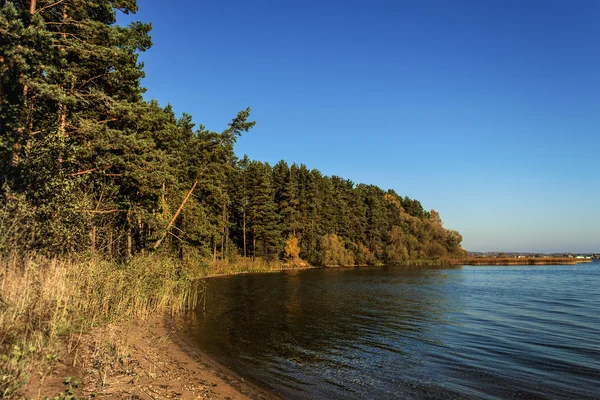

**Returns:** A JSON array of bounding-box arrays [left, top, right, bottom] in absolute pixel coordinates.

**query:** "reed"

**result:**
[[0, 252, 201, 397], [204, 257, 287, 276], [0, 251, 314, 396]]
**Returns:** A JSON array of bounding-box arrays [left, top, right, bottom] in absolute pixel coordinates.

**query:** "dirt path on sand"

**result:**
[[25, 316, 278, 400]]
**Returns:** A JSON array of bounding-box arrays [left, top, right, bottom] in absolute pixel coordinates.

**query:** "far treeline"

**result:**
[[0, 0, 466, 267]]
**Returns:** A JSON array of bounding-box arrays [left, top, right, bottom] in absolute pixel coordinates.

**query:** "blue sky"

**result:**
[[119, 0, 599, 253]]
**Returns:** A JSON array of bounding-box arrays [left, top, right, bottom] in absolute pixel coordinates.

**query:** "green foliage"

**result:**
[[0, 343, 34, 398], [49, 377, 80, 400], [0, 0, 465, 266], [0, 3, 467, 394], [246, 161, 283, 261], [320, 234, 355, 266]]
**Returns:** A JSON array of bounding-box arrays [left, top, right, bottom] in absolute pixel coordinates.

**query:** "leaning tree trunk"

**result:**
[[153, 180, 198, 250]]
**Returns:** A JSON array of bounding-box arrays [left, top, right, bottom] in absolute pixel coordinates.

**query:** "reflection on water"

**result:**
[[180, 262, 600, 399]]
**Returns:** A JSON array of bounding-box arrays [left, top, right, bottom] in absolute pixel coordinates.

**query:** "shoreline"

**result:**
[[13, 257, 594, 398], [201, 257, 594, 281], [25, 315, 279, 399], [449, 257, 593, 266]]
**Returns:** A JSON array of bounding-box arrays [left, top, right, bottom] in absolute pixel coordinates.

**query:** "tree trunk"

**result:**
[[126, 229, 132, 260], [252, 226, 256, 260], [57, 3, 68, 136], [136, 214, 143, 251], [153, 180, 198, 250], [12, 143, 21, 164], [13, 76, 29, 163], [264, 237, 268, 263], [221, 203, 225, 259], [6, 0, 34, 163], [224, 214, 229, 256], [58, 103, 66, 135], [0, 55, 3, 99], [21, 0, 35, 148], [242, 201, 247, 257]]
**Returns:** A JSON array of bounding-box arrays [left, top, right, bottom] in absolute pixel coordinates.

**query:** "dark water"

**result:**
[[181, 261, 600, 399]]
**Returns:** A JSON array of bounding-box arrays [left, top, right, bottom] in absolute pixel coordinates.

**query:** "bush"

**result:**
[[320, 234, 354, 266]]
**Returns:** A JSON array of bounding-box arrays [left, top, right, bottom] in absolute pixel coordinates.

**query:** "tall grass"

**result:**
[[0, 251, 311, 397], [204, 257, 295, 276], [0, 253, 201, 397]]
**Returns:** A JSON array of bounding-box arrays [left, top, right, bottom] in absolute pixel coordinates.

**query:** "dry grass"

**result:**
[[204, 256, 315, 277], [205, 257, 284, 276], [0, 253, 201, 398], [0, 251, 313, 397]]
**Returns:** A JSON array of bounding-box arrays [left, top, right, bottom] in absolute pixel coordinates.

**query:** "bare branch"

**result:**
[[75, 209, 126, 214], [71, 167, 100, 177], [78, 73, 108, 90], [153, 180, 199, 250], [70, 165, 111, 177], [35, 0, 67, 14], [168, 230, 186, 243], [44, 21, 86, 26]]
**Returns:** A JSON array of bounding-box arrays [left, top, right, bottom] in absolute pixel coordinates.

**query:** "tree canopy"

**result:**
[[0, 0, 465, 265]]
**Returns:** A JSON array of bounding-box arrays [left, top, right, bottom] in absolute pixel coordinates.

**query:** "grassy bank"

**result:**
[[3, 253, 586, 396], [0, 253, 197, 397], [0, 253, 307, 397]]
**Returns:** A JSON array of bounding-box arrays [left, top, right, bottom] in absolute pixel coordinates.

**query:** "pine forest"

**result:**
[[0, 0, 465, 267]]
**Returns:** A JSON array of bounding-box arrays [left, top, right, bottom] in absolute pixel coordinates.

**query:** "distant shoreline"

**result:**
[[448, 257, 593, 266], [205, 258, 593, 277]]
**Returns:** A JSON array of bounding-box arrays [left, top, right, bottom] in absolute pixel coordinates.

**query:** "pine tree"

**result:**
[[247, 161, 282, 261], [272, 160, 300, 237], [1, 0, 465, 263]]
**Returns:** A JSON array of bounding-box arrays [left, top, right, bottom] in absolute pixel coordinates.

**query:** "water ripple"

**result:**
[[182, 261, 600, 399]]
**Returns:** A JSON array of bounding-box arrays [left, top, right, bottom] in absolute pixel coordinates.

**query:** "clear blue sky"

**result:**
[[119, 0, 599, 253]]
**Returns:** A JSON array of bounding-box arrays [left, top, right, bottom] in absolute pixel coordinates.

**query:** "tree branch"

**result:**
[[36, 0, 67, 14], [70, 165, 111, 177], [78, 73, 108, 90], [153, 180, 198, 250], [75, 209, 126, 214], [71, 167, 100, 176]]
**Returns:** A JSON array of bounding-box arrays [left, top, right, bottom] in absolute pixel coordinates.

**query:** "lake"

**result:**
[[180, 261, 600, 399]]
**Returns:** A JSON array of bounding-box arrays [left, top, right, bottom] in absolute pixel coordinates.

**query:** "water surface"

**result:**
[[181, 261, 600, 399]]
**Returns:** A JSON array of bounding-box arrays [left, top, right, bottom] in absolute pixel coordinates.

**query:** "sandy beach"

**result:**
[[23, 316, 278, 400]]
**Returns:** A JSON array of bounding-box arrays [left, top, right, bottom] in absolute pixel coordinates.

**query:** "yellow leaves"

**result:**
[[383, 193, 402, 209], [321, 234, 354, 267], [284, 235, 300, 259]]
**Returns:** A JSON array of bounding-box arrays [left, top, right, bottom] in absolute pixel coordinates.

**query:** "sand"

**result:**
[[24, 316, 278, 400]]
